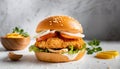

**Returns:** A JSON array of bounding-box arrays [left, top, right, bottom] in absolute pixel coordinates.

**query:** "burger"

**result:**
[[29, 15, 86, 62]]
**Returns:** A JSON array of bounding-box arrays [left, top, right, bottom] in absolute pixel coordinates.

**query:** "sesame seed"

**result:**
[[54, 18, 57, 20], [59, 17, 63, 21], [56, 21, 58, 23], [59, 21, 61, 23], [61, 24, 63, 26], [50, 23, 52, 25], [49, 21, 52, 23], [53, 20, 56, 23]]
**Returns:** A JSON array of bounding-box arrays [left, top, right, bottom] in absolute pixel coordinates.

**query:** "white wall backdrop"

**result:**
[[0, 0, 120, 40]]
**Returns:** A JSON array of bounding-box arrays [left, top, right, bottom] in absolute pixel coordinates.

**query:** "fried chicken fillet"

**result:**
[[35, 37, 85, 49]]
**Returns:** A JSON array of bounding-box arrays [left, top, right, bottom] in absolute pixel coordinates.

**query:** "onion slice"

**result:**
[[36, 30, 85, 39], [36, 30, 56, 38], [61, 31, 85, 38]]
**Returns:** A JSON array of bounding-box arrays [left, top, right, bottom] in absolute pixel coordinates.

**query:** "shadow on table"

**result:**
[[22, 55, 70, 64], [0, 47, 6, 52], [2, 54, 58, 65]]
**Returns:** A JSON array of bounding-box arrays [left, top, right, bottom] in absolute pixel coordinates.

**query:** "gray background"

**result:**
[[0, 0, 120, 41]]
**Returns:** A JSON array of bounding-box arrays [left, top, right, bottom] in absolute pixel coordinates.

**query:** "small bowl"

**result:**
[[0, 37, 30, 50]]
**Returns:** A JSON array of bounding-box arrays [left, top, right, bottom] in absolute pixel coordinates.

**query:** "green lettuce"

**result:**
[[29, 45, 47, 52], [68, 43, 86, 54]]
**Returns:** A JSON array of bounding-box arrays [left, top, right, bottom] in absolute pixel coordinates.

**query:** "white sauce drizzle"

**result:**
[[61, 31, 85, 38], [63, 51, 81, 60]]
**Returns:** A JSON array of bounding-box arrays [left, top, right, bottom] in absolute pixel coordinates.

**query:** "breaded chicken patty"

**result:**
[[35, 37, 85, 49]]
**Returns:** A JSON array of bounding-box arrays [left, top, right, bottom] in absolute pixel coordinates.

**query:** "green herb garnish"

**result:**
[[88, 39, 100, 46], [12, 27, 29, 37], [86, 39, 102, 54]]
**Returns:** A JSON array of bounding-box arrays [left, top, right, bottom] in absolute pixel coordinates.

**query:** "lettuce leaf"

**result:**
[[29, 45, 44, 52], [68, 43, 86, 54]]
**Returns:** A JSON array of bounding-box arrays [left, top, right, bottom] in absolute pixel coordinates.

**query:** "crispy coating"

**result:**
[[35, 37, 85, 49]]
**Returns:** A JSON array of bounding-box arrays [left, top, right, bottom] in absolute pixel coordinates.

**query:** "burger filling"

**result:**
[[29, 44, 86, 54], [29, 30, 86, 54]]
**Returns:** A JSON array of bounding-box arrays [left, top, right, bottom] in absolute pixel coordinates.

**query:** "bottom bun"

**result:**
[[35, 49, 85, 63]]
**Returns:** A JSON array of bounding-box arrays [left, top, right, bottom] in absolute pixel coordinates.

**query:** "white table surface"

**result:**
[[0, 40, 120, 69]]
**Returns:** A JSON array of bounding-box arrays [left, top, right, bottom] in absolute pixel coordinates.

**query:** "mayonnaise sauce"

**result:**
[[63, 51, 81, 60]]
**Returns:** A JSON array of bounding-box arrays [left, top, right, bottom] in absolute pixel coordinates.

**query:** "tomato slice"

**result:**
[[60, 33, 80, 39], [36, 33, 56, 42]]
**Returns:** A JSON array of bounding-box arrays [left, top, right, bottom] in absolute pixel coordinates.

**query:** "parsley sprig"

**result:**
[[12, 27, 29, 37], [86, 39, 102, 54]]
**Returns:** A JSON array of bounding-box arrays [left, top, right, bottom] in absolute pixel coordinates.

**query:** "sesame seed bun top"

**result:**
[[36, 15, 83, 33]]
